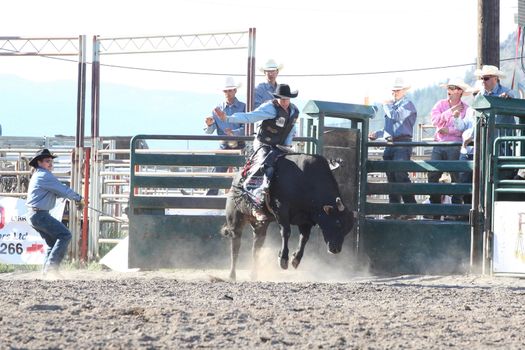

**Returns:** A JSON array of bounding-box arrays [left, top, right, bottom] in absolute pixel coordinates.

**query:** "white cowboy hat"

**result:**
[[222, 76, 241, 90], [259, 58, 283, 72], [440, 78, 472, 95], [474, 65, 506, 78], [391, 77, 411, 90]]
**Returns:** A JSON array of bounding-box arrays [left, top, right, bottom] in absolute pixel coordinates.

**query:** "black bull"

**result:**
[[221, 153, 355, 280]]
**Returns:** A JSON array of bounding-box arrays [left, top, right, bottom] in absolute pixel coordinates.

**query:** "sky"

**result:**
[[0, 0, 520, 135]]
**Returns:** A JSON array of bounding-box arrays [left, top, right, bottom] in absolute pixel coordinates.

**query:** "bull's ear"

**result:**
[[336, 197, 345, 211], [323, 205, 333, 215]]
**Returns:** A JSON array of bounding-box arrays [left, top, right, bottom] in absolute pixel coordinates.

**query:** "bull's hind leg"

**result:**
[[249, 221, 269, 280], [292, 224, 312, 269], [229, 234, 242, 281], [225, 203, 247, 281]]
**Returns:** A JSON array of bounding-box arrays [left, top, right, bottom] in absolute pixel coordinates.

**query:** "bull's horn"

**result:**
[[336, 197, 345, 211], [323, 205, 333, 215]]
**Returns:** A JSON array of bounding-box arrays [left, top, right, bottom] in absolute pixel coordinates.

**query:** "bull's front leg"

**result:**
[[278, 222, 291, 270], [250, 221, 269, 280], [292, 224, 312, 269]]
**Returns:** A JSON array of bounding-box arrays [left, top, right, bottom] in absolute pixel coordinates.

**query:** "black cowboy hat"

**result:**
[[29, 148, 57, 167], [272, 84, 298, 99]]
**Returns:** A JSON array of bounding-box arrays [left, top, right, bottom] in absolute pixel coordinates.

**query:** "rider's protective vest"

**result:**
[[256, 100, 299, 146]]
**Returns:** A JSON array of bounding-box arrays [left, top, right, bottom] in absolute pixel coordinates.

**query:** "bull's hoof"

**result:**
[[278, 250, 289, 270], [229, 271, 236, 281], [291, 252, 302, 269], [291, 258, 300, 269], [279, 257, 289, 270]]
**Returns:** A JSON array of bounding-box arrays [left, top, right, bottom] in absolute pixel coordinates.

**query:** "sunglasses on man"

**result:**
[[482, 76, 495, 81]]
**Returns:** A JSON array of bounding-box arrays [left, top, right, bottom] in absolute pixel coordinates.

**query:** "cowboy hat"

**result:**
[[29, 148, 57, 167], [474, 65, 506, 78], [222, 76, 241, 90], [259, 58, 283, 72], [271, 84, 298, 99], [440, 78, 472, 95], [391, 77, 411, 90]]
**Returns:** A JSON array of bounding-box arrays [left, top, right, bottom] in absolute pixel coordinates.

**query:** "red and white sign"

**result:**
[[0, 196, 66, 265]]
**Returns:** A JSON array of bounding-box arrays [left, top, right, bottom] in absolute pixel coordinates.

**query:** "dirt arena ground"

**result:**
[[2, 266, 525, 349]]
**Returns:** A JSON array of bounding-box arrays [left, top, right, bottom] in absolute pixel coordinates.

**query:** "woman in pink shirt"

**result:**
[[427, 78, 472, 212]]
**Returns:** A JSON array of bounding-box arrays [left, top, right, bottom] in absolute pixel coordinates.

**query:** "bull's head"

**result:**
[[318, 197, 354, 254]]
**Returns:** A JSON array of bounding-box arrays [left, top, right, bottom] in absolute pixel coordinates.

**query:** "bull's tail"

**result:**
[[220, 224, 234, 238]]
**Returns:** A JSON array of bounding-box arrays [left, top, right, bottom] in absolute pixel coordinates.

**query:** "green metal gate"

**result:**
[[128, 134, 247, 269], [361, 143, 473, 274], [470, 95, 525, 273]]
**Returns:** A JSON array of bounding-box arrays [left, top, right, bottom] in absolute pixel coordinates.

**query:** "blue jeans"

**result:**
[[28, 210, 72, 271], [383, 146, 416, 204], [428, 145, 462, 204]]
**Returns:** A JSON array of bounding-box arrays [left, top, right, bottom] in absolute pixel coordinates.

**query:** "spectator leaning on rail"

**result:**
[[215, 83, 299, 221], [204, 76, 246, 196], [475, 64, 514, 117], [475, 65, 516, 157], [254, 59, 283, 109], [453, 80, 482, 207], [26, 148, 84, 277], [368, 77, 417, 220], [427, 78, 472, 213]]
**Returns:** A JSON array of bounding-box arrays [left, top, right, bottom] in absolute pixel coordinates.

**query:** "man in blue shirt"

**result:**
[[254, 59, 283, 109], [475, 65, 516, 176], [204, 76, 246, 195], [26, 148, 84, 277], [369, 77, 418, 219], [475, 65, 514, 124]]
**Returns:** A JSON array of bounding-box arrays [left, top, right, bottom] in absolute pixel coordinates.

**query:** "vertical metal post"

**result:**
[[310, 125, 318, 155], [81, 147, 91, 262], [358, 119, 370, 255], [76, 35, 87, 148], [470, 111, 484, 272], [306, 118, 313, 154], [91, 36, 100, 141], [71, 35, 87, 261], [246, 28, 256, 135], [90, 140, 101, 259], [316, 113, 324, 155], [90, 36, 101, 259], [483, 111, 496, 274]]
